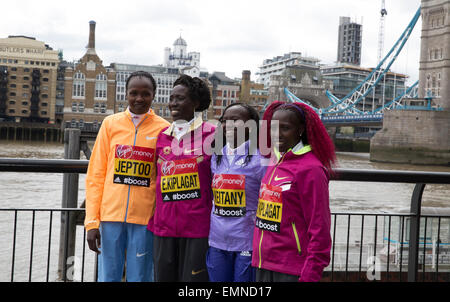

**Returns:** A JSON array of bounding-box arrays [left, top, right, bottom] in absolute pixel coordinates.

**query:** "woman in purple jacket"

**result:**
[[148, 75, 215, 282], [252, 101, 337, 282], [207, 103, 267, 282]]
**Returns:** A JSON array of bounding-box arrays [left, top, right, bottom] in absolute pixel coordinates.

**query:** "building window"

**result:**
[[72, 102, 78, 112], [94, 103, 100, 113], [78, 102, 85, 112], [100, 103, 106, 113], [95, 73, 107, 99], [71, 119, 77, 128], [73, 72, 85, 97]]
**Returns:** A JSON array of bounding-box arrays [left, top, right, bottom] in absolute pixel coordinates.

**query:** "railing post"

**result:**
[[407, 183, 426, 282], [58, 128, 80, 281]]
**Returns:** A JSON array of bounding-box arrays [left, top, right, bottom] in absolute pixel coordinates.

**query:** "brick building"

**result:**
[[239, 70, 268, 112], [208, 72, 240, 118], [63, 21, 116, 131]]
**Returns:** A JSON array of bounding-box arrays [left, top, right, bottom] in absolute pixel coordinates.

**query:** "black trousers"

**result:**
[[153, 235, 209, 282], [255, 268, 299, 282]]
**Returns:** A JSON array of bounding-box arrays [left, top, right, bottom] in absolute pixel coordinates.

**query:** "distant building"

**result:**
[[268, 65, 333, 109], [208, 72, 240, 118], [256, 52, 320, 88], [55, 59, 72, 124], [63, 21, 116, 132], [239, 70, 268, 111], [0, 35, 60, 123], [164, 36, 200, 77], [418, 0, 449, 110], [337, 16, 362, 66], [321, 63, 408, 112]]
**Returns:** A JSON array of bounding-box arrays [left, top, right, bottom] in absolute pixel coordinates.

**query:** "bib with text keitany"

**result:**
[[212, 174, 246, 217]]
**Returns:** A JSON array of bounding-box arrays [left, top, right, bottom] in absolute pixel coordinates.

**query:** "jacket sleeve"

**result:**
[[84, 120, 111, 231], [297, 166, 331, 282]]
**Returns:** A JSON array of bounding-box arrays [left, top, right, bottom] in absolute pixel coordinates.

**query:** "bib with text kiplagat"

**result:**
[[160, 158, 201, 202], [114, 144, 155, 187], [212, 174, 246, 217], [256, 183, 282, 233]]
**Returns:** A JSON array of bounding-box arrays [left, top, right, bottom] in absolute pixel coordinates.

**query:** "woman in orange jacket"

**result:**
[[85, 71, 169, 282]]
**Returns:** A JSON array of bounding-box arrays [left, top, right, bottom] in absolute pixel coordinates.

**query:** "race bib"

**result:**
[[212, 174, 246, 217], [256, 183, 282, 233], [160, 158, 201, 202], [114, 144, 155, 187]]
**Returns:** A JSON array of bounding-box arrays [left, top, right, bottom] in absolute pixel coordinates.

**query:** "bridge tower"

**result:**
[[370, 0, 450, 165]]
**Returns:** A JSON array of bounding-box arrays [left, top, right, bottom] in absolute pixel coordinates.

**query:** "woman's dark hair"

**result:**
[[215, 102, 260, 167], [173, 74, 211, 111], [126, 70, 156, 93]]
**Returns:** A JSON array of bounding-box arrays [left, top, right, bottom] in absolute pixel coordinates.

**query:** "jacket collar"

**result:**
[[163, 113, 203, 137], [274, 142, 312, 161], [125, 107, 154, 126], [125, 107, 154, 119]]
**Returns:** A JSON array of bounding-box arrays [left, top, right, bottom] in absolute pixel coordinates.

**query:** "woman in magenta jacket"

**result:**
[[148, 75, 215, 282], [252, 101, 337, 282]]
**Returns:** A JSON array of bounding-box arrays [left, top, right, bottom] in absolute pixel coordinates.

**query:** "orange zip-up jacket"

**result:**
[[84, 109, 170, 231]]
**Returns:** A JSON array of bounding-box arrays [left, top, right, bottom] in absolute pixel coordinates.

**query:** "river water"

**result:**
[[0, 141, 449, 281]]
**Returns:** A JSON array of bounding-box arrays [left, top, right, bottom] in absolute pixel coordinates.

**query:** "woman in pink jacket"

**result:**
[[252, 101, 337, 282], [148, 75, 215, 282]]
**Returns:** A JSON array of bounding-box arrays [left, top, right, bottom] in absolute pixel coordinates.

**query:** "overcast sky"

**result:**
[[1, 0, 422, 84]]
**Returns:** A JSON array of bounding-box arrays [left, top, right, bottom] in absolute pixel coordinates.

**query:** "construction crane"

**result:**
[[377, 0, 388, 63]]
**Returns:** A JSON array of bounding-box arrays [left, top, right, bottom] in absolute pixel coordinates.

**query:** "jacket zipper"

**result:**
[[292, 222, 301, 254], [258, 153, 287, 268], [124, 115, 148, 222]]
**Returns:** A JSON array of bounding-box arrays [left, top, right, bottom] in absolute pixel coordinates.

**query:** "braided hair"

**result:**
[[263, 101, 337, 175], [125, 70, 156, 93], [215, 102, 260, 167], [173, 74, 211, 111]]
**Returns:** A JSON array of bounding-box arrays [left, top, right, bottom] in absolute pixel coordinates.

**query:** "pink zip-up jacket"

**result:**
[[148, 117, 216, 238], [252, 145, 331, 282]]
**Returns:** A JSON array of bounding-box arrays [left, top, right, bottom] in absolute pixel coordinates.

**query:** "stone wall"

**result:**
[[370, 109, 450, 165]]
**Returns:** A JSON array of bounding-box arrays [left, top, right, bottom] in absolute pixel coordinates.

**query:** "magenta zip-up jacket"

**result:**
[[147, 118, 216, 238], [251, 145, 331, 282]]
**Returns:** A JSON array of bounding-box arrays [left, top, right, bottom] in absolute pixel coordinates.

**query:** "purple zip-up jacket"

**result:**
[[209, 141, 267, 252], [252, 145, 331, 282], [147, 120, 215, 238]]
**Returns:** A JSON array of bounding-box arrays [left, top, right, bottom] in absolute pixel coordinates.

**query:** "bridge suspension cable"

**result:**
[[321, 6, 421, 115]]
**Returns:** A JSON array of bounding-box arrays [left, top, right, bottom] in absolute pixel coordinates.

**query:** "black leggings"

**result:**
[[153, 235, 209, 282], [255, 268, 299, 282]]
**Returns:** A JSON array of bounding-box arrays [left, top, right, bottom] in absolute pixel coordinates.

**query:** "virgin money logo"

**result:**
[[212, 175, 224, 189], [116, 145, 133, 159], [161, 161, 175, 175]]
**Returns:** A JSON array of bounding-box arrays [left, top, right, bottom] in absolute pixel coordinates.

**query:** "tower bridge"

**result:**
[[282, 1, 450, 165]]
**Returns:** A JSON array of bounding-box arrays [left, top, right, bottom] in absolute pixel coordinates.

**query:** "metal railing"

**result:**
[[0, 158, 450, 282]]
